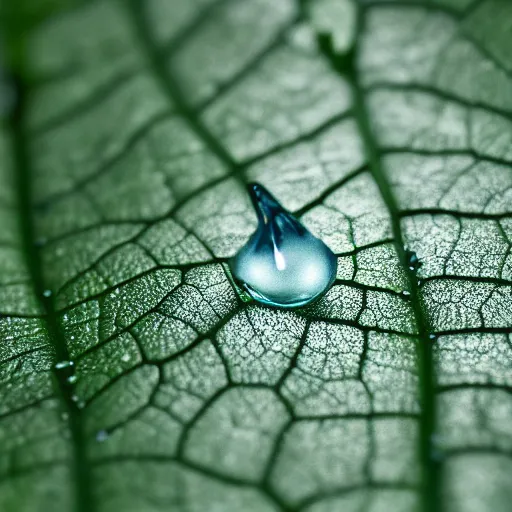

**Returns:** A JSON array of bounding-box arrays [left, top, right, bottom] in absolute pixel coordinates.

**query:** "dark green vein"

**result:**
[[127, 0, 237, 171], [334, 278, 407, 298], [30, 66, 142, 136], [437, 382, 512, 394], [0, 395, 55, 421], [382, 147, 512, 169], [196, 18, 297, 112], [421, 274, 512, 287], [161, 0, 234, 57], [311, 5, 440, 512], [354, 51, 440, 512], [34, 108, 173, 209], [241, 111, 354, 168], [275, 319, 312, 390], [8, 77, 93, 511], [399, 208, 512, 221], [295, 482, 419, 512], [435, 326, 512, 337], [293, 164, 367, 217], [368, 82, 512, 121]]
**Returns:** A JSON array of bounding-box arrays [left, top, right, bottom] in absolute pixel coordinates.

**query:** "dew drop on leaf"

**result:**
[[55, 360, 74, 370], [229, 183, 337, 308], [405, 249, 421, 272], [121, 353, 131, 363], [42, 289, 52, 298], [67, 375, 78, 384], [96, 430, 109, 443]]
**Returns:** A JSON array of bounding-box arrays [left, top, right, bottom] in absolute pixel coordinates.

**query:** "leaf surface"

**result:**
[[1, 0, 511, 511]]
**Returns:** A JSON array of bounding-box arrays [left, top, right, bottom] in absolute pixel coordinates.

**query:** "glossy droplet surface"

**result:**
[[229, 183, 337, 308]]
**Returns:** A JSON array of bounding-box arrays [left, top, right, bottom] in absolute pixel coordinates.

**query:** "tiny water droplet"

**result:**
[[96, 430, 109, 442], [405, 249, 422, 272], [229, 183, 337, 308], [401, 290, 411, 297], [43, 289, 52, 298], [67, 375, 78, 384], [121, 353, 131, 363], [55, 360, 74, 370], [429, 333, 437, 342]]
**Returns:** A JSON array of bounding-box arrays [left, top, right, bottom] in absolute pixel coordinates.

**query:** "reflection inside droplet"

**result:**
[[229, 183, 337, 308]]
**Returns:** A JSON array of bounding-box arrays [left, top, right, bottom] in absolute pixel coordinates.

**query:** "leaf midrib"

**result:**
[[331, 4, 439, 512], [8, 78, 94, 511]]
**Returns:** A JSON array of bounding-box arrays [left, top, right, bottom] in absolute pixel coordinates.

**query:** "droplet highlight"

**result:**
[[229, 183, 337, 308], [55, 360, 74, 370]]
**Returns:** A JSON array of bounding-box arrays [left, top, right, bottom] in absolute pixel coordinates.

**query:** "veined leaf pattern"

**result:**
[[1, 0, 511, 511]]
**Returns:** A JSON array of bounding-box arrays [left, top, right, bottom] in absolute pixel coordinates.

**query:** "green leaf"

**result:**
[[1, 0, 511, 511]]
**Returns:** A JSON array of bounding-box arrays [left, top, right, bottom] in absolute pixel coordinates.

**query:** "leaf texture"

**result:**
[[1, 0, 511, 511]]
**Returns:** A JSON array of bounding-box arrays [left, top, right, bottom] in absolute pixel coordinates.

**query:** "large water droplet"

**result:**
[[229, 183, 337, 308]]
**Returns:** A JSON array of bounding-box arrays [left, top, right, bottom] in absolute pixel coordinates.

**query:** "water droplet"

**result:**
[[229, 183, 337, 308], [429, 333, 437, 342], [401, 290, 411, 297], [405, 249, 422, 272], [43, 289, 52, 298], [95, 430, 109, 442], [55, 360, 74, 370], [67, 375, 78, 384], [121, 353, 131, 363]]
